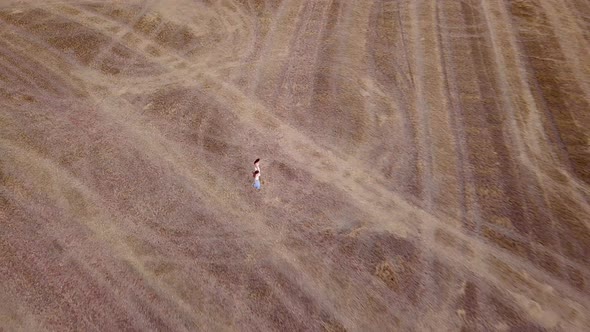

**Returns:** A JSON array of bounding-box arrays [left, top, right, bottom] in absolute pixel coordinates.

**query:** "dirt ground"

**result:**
[[0, 0, 589, 331]]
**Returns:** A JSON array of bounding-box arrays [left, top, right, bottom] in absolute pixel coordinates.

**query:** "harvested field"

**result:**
[[1, 0, 589, 331]]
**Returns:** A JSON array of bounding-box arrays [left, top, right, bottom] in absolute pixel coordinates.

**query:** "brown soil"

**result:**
[[1, 0, 589, 331]]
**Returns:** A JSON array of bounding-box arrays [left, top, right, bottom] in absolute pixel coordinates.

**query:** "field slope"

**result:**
[[1, 0, 589, 330]]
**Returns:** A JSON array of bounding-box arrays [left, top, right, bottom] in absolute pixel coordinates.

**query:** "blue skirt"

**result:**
[[253, 179, 261, 190]]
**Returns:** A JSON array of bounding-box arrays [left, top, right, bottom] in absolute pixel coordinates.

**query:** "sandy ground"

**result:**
[[0, 0, 589, 331]]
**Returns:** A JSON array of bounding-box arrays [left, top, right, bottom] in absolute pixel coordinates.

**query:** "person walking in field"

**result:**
[[254, 158, 260, 174], [253, 158, 261, 190]]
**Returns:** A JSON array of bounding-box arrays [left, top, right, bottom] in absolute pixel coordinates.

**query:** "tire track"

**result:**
[[270, 0, 322, 110], [305, 0, 369, 154], [482, 0, 574, 187], [505, 0, 590, 186], [366, 0, 421, 199], [68, 1, 156, 67], [442, 1, 530, 241], [0, 20, 96, 99], [2, 89, 338, 328], [307, 0, 372, 158], [35, 4, 202, 95], [176, 24, 590, 330], [0, 33, 72, 97], [463, 0, 534, 251], [40, 3, 252, 93], [409, 0, 435, 210], [503, 0, 590, 269], [565, 0, 590, 45], [541, 0, 590, 103], [435, 0, 472, 238], [223, 0, 262, 87], [42, 4, 181, 68], [248, 0, 307, 100], [478, 0, 580, 290], [223, 0, 260, 85], [408, 0, 468, 321]]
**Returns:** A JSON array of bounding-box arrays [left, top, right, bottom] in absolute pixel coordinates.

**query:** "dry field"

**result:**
[[1, 0, 589, 331]]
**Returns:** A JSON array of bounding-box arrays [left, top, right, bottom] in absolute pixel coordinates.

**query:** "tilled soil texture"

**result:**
[[1, 0, 589, 331]]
